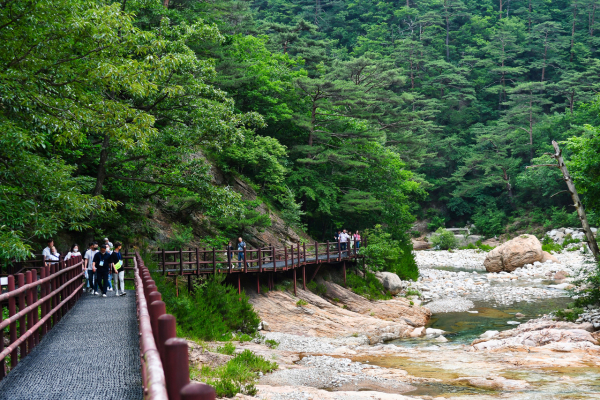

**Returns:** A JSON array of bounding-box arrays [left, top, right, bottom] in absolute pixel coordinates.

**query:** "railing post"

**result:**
[[272, 245, 276, 272], [179, 248, 184, 276], [32, 269, 39, 346], [303, 242, 306, 263], [164, 338, 190, 400], [326, 241, 330, 263], [196, 248, 200, 276], [158, 314, 176, 365], [180, 383, 216, 400], [315, 241, 318, 263], [8, 276, 17, 368], [212, 247, 216, 275], [290, 244, 294, 269], [227, 245, 232, 274], [258, 247, 263, 273], [40, 266, 47, 336], [243, 246, 247, 274], [17, 273, 26, 358], [284, 246, 288, 270], [0, 286, 3, 379], [162, 248, 166, 275], [297, 243, 301, 266], [25, 271, 34, 351], [338, 237, 341, 260], [150, 300, 166, 347]]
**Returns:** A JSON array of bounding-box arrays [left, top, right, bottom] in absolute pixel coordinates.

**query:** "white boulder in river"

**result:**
[[374, 271, 404, 294], [484, 235, 556, 272]]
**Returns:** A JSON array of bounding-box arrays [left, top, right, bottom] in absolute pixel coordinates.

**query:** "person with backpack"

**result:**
[[111, 241, 126, 296], [92, 244, 112, 297], [84, 242, 98, 293]]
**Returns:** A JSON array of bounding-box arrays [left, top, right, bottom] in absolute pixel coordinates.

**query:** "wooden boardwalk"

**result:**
[[154, 240, 365, 295]]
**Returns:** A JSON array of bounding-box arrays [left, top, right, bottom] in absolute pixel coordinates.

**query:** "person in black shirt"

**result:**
[[92, 244, 112, 297]]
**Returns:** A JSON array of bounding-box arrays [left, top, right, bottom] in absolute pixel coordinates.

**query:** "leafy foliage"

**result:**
[[363, 225, 419, 281], [345, 272, 392, 301], [430, 228, 459, 250]]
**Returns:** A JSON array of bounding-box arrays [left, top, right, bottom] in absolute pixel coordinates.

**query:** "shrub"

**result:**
[[296, 299, 307, 306], [195, 350, 278, 397], [555, 307, 584, 322], [152, 270, 260, 341], [430, 228, 458, 250], [427, 215, 446, 231], [541, 236, 562, 253], [264, 339, 279, 349], [163, 223, 194, 250], [410, 230, 422, 238], [363, 224, 419, 281], [472, 205, 506, 237]]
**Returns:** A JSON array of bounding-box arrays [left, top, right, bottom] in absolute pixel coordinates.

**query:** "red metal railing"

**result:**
[[134, 252, 215, 400], [0, 256, 84, 379]]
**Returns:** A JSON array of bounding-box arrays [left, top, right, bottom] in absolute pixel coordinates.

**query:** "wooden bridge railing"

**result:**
[[134, 252, 215, 400], [0, 256, 84, 380], [153, 237, 366, 295]]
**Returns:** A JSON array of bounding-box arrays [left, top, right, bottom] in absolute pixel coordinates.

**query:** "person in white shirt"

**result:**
[[64, 244, 81, 260], [339, 229, 349, 251], [104, 238, 113, 248], [42, 239, 53, 265], [84, 242, 98, 294], [47, 246, 60, 264]]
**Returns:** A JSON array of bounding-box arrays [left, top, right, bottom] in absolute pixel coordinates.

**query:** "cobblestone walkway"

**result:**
[[0, 290, 142, 400]]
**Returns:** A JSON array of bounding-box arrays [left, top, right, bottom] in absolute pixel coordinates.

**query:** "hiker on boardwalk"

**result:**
[[339, 229, 349, 251], [105, 243, 114, 292], [354, 230, 361, 250], [104, 237, 113, 248], [92, 244, 112, 297], [47, 246, 60, 264], [84, 242, 98, 293], [42, 239, 54, 265], [64, 244, 81, 260], [237, 237, 248, 269], [227, 240, 235, 265], [334, 230, 340, 242], [111, 241, 125, 296]]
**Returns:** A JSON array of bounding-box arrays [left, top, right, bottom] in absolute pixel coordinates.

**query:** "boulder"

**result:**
[[411, 239, 431, 250], [374, 271, 405, 295], [554, 271, 569, 281], [483, 235, 543, 272], [541, 251, 560, 264], [456, 376, 530, 391]]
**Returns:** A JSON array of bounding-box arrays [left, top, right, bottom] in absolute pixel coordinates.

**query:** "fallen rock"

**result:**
[[541, 251, 560, 263], [484, 235, 543, 272], [374, 271, 405, 295], [409, 326, 425, 337], [554, 270, 569, 281], [456, 376, 530, 391]]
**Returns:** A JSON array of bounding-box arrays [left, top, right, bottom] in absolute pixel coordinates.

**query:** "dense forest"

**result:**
[[2, 0, 600, 262]]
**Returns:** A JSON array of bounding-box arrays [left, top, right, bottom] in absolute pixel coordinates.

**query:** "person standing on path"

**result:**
[[42, 239, 53, 266], [65, 244, 81, 260], [237, 237, 247, 269], [104, 237, 113, 248], [227, 240, 235, 266], [340, 229, 349, 252], [354, 230, 361, 251], [105, 243, 114, 292], [84, 242, 98, 293], [92, 244, 112, 297], [111, 241, 126, 296]]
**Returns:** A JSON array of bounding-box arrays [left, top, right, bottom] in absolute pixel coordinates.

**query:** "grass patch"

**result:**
[[274, 280, 292, 292], [296, 299, 307, 306], [555, 307, 584, 322], [192, 350, 278, 397], [542, 236, 562, 253], [307, 281, 327, 296], [264, 339, 279, 349], [216, 342, 236, 355], [405, 287, 421, 297]]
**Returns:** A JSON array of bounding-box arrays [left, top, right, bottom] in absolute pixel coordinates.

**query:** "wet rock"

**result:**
[[456, 376, 530, 391], [554, 270, 569, 281], [435, 335, 448, 343], [484, 235, 543, 272], [479, 330, 499, 339], [425, 328, 446, 336]]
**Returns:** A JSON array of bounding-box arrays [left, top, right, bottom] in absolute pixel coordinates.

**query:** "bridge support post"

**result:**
[[293, 268, 297, 296], [257, 273, 260, 294], [343, 261, 346, 285], [302, 266, 306, 291], [237, 274, 241, 295]]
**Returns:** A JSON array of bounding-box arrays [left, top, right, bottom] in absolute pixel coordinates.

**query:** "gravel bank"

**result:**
[[425, 297, 475, 313], [261, 332, 368, 353]]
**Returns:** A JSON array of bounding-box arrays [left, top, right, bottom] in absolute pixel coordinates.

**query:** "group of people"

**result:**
[[334, 229, 361, 251], [42, 237, 125, 298]]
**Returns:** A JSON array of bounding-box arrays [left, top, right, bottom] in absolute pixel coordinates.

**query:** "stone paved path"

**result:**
[[0, 290, 142, 400]]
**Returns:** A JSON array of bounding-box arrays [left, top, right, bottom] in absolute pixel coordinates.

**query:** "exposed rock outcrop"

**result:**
[[484, 235, 543, 272], [455, 376, 530, 391], [248, 286, 430, 344], [541, 250, 560, 263]]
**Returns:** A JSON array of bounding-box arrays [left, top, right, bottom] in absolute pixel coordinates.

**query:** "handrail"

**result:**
[[134, 252, 216, 400], [0, 256, 83, 380]]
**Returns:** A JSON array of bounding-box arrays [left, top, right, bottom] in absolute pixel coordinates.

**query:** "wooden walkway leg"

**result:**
[[343, 261, 346, 285], [238, 273, 241, 295], [257, 273, 260, 294], [293, 268, 297, 296], [302, 266, 306, 290]]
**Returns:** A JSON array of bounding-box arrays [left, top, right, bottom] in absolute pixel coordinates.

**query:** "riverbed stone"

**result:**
[[484, 235, 543, 272], [374, 271, 404, 295], [541, 251, 560, 264]]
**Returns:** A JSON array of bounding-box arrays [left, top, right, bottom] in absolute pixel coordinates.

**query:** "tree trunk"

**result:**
[[502, 168, 513, 199], [552, 141, 600, 261], [308, 102, 316, 146], [528, 0, 532, 32], [499, 0, 503, 19], [570, 89, 575, 114], [92, 134, 110, 196], [446, 16, 450, 61], [571, 2, 578, 62], [529, 93, 534, 161], [541, 32, 548, 82]]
